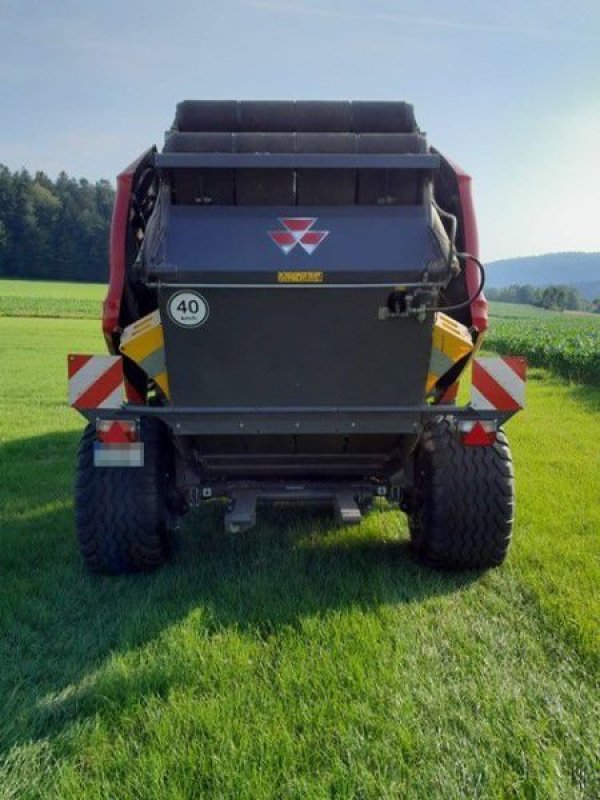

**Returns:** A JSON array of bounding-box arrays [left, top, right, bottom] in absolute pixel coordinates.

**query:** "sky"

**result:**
[[1, 0, 599, 260]]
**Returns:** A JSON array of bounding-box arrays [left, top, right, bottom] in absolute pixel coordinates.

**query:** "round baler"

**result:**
[[68, 100, 525, 574]]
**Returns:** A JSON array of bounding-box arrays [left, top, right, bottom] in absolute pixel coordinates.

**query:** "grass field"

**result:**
[[0, 285, 599, 798], [0, 279, 104, 319], [487, 303, 600, 385]]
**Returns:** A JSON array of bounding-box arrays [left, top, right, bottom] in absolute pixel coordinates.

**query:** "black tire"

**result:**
[[408, 419, 515, 570], [75, 419, 173, 574]]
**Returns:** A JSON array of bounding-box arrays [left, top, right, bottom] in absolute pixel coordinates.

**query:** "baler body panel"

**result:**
[[159, 286, 433, 409], [144, 204, 443, 285]]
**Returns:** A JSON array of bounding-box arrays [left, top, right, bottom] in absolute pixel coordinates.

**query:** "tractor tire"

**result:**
[[75, 419, 174, 574], [408, 419, 515, 570]]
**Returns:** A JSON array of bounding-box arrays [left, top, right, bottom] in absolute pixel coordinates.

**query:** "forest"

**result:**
[[486, 282, 599, 312], [0, 164, 114, 283]]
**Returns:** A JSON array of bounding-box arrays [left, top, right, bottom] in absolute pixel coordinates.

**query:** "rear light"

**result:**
[[94, 419, 143, 467], [458, 419, 497, 446], [96, 419, 138, 444]]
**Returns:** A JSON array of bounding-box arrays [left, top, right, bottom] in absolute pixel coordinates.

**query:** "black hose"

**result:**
[[432, 253, 486, 313], [428, 197, 485, 314]]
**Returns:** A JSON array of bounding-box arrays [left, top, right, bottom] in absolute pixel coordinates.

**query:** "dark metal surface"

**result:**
[[145, 206, 442, 281], [155, 152, 440, 169], [159, 287, 433, 408], [222, 483, 367, 533], [82, 404, 513, 435], [173, 100, 418, 134]]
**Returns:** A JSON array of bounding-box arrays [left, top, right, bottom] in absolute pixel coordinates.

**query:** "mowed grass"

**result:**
[[0, 279, 104, 319], [0, 310, 599, 799]]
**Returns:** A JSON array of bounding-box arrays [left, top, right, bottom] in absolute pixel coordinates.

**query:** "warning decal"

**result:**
[[167, 292, 209, 328], [471, 357, 527, 411]]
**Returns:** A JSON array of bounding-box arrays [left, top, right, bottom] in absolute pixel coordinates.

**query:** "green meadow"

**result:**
[[0, 279, 104, 319], [0, 283, 598, 799], [487, 302, 600, 385]]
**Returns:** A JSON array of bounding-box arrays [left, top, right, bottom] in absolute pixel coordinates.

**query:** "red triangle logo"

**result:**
[[281, 218, 315, 233], [268, 218, 329, 254]]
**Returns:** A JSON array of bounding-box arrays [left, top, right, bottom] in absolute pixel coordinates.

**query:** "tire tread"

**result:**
[[409, 419, 515, 570], [75, 420, 171, 574]]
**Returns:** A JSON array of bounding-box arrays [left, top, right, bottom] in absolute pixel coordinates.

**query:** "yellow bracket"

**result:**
[[120, 310, 170, 399], [426, 313, 474, 395]]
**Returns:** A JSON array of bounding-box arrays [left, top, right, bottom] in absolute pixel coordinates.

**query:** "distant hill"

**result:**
[[486, 252, 600, 299], [572, 280, 600, 301]]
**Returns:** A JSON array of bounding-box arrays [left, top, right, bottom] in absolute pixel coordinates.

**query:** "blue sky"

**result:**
[[1, 0, 599, 260]]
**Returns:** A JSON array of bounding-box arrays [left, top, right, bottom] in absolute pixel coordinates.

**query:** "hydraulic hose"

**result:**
[[429, 196, 485, 313], [433, 253, 486, 314]]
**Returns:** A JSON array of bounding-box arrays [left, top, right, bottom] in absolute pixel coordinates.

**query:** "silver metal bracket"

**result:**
[[224, 491, 257, 534], [333, 492, 362, 526], [223, 484, 367, 534]]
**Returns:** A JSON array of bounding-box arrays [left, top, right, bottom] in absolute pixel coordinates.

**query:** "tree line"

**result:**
[[0, 164, 115, 283], [486, 283, 600, 313]]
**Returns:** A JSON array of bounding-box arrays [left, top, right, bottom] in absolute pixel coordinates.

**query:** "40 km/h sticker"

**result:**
[[167, 291, 209, 328]]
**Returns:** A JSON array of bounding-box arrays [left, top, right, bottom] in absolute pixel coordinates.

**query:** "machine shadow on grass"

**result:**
[[567, 380, 600, 414], [0, 430, 481, 759]]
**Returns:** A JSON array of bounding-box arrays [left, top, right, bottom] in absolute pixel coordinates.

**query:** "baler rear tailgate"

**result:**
[[158, 286, 433, 409]]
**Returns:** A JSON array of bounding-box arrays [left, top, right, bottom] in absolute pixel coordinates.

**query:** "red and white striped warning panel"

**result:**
[[68, 355, 124, 409], [471, 356, 527, 411]]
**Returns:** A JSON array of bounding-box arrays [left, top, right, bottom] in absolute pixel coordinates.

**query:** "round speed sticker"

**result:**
[[167, 291, 209, 328]]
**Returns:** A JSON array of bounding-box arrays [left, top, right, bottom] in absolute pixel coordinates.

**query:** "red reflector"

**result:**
[[461, 421, 496, 447], [96, 420, 138, 444]]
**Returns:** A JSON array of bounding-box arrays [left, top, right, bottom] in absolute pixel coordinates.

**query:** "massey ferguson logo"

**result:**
[[268, 218, 329, 255]]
